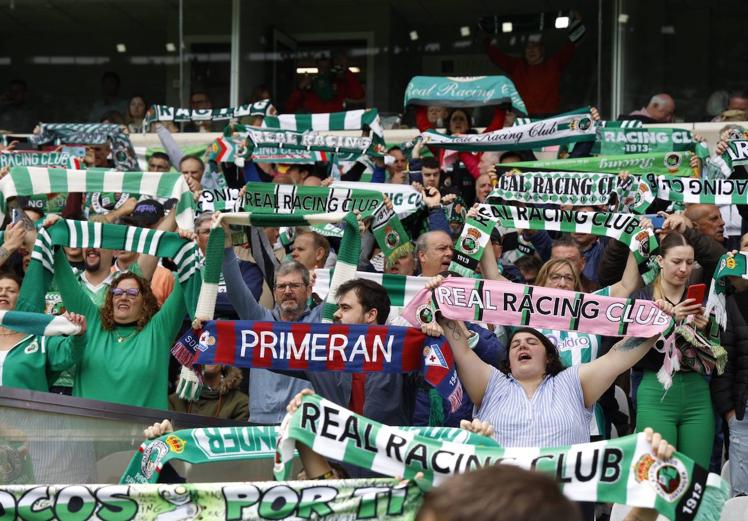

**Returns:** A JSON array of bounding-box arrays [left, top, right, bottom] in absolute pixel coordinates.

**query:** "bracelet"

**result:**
[[311, 470, 335, 480], [0, 246, 9, 260]]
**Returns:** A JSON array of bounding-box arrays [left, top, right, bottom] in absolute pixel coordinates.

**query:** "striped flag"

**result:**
[[2, 167, 196, 230]]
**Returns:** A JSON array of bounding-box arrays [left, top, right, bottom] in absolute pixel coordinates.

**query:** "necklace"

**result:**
[[116, 330, 138, 343]]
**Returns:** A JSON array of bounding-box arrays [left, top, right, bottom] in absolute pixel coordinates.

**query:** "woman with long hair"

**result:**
[[479, 229, 644, 437], [421, 277, 661, 447], [52, 252, 189, 409], [631, 231, 715, 468]]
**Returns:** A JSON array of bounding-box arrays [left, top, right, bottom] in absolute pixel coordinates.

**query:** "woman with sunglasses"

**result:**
[[51, 250, 189, 409]]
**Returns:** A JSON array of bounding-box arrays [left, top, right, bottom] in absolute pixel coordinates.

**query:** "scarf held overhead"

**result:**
[[241, 183, 410, 258], [275, 394, 728, 521], [402, 277, 674, 339], [2, 167, 196, 230], [499, 151, 698, 177], [421, 111, 596, 151], [593, 128, 694, 155], [181, 320, 463, 411], [489, 172, 654, 213], [30, 123, 138, 171], [403, 75, 527, 114], [244, 126, 385, 158], [145, 99, 275, 126], [261, 108, 386, 145], [474, 204, 657, 264]]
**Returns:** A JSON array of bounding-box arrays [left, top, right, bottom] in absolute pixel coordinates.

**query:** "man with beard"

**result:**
[[77, 244, 115, 308]]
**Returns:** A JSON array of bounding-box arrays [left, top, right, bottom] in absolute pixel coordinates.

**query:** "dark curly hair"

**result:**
[[499, 327, 565, 377], [100, 272, 159, 331]]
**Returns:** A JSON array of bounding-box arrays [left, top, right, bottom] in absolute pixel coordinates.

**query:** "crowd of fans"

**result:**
[[0, 29, 746, 521]]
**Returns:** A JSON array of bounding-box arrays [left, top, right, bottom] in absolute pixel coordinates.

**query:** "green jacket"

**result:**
[[0, 334, 84, 392], [168, 367, 249, 421]]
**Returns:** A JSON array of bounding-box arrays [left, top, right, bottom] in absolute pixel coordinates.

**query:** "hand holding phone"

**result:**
[[686, 283, 706, 305]]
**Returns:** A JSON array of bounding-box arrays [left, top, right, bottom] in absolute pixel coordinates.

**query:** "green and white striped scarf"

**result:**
[[313, 269, 428, 321], [592, 127, 694, 155], [0, 310, 80, 337], [651, 175, 748, 205], [449, 204, 656, 277], [500, 151, 698, 177], [275, 394, 728, 521], [706, 252, 748, 330], [261, 108, 385, 146], [33, 220, 199, 284], [245, 126, 385, 158], [242, 183, 410, 258], [421, 111, 597, 152], [120, 424, 495, 484], [2, 167, 197, 230], [488, 172, 654, 213], [144, 99, 274, 128], [708, 139, 748, 178], [30, 123, 138, 171]]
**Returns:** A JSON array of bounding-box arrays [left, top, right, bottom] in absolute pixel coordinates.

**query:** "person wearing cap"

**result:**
[[115, 199, 175, 307]]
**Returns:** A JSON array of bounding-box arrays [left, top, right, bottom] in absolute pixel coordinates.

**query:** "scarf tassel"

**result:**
[[656, 333, 679, 391], [176, 366, 203, 401]]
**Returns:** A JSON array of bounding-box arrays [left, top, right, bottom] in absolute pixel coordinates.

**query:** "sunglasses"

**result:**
[[112, 288, 141, 298]]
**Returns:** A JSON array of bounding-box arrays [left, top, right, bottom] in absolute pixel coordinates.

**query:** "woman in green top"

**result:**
[[0, 272, 87, 391], [53, 248, 187, 410]]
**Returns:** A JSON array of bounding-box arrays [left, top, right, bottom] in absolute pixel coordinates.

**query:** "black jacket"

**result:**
[[711, 291, 748, 421]]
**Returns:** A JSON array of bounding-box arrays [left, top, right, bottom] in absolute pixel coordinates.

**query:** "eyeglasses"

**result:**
[[275, 282, 306, 291], [196, 229, 211, 236], [549, 273, 575, 283], [112, 288, 141, 298]]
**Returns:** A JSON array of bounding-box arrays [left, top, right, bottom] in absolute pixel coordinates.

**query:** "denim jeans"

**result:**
[[728, 406, 748, 496]]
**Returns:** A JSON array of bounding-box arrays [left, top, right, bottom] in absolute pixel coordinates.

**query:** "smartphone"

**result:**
[[642, 214, 665, 230], [686, 283, 706, 304]]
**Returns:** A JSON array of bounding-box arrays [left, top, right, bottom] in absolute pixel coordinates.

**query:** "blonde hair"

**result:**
[[535, 258, 582, 292]]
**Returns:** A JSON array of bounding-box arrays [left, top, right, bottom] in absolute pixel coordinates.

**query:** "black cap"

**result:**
[[122, 199, 164, 227]]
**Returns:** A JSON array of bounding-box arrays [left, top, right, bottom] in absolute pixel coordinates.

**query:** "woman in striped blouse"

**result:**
[[421, 276, 664, 448]]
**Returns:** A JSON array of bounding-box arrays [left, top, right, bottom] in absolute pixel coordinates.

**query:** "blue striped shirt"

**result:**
[[475, 366, 592, 447]]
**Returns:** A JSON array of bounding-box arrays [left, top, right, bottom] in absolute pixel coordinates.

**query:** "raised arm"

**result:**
[[434, 315, 492, 408], [607, 250, 641, 298], [137, 207, 177, 281], [579, 334, 659, 408], [224, 245, 273, 321], [477, 233, 507, 282], [53, 247, 98, 319]]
